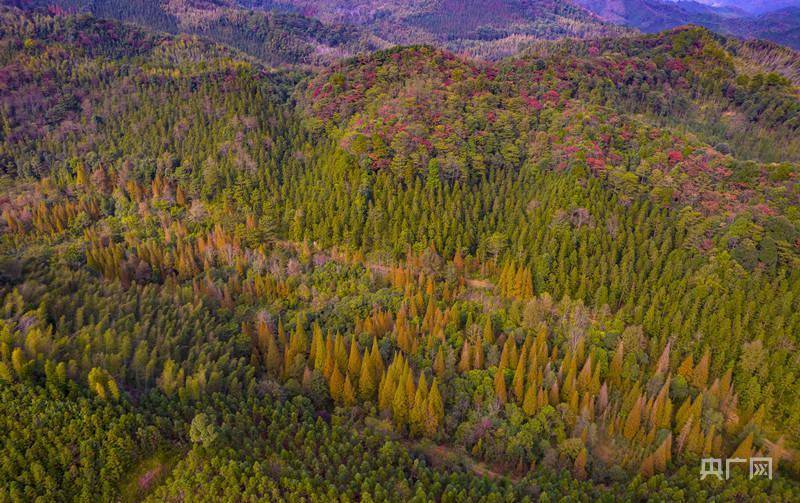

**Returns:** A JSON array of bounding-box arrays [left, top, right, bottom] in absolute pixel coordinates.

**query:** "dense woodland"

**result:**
[[1, 6, 799, 501], [13, 0, 627, 61], [10, 0, 377, 66]]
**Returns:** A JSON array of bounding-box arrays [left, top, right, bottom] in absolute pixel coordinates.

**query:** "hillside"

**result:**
[[278, 0, 628, 58], [7, 0, 378, 65], [512, 27, 800, 162], [280, 0, 616, 37], [726, 7, 800, 51], [7, 0, 629, 61], [579, 0, 800, 50], [1, 8, 799, 501], [695, 0, 800, 15]]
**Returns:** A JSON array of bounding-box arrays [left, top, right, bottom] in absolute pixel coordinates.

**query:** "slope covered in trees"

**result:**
[[11, 0, 625, 63], [278, 0, 627, 58], [10, 0, 376, 65], [1, 7, 799, 501]]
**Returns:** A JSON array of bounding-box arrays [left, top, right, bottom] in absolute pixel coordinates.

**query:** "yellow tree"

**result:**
[[329, 366, 345, 404], [458, 340, 472, 373], [410, 375, 428, 437], [731, 432, 754, 460], [609, 341, 624, 386], [347, 337, 362, 379], [494, 369, 507, 404], [392, 382, 409, 432], [433, 345, 446, 378], [425, 379, 444, 437], [623, 395, 642, 440], [692, 347, 710, 389], [522, 383, 538, 416], [342, 375, 356, 406], [512, 346, 527, 403], [358, 356, 377, 401]]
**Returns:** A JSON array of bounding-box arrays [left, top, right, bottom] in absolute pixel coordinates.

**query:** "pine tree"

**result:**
[[639, 454, 654, 478], [472, 338, 485, 370], [334, 333, 347, 372], [342, 375, 356, 406], [623, 396, 642, 440], [433, 345, 445, 378], [655, 433, 673, 472], [425, 378, 444, 437], [677, 354, 694, 379], [358, 356, 377, 401], [609, 341, 624, 385], [655, 340, 671, 375], [573, 448, 588, 480], [378, 371, 393, 416], [692, 347, 710, 389], [410, 375, 428, 437], [522, 383, 538, 416], [494, 368, 507, 404], [482, 317, 494, 344], [265, 330, 282, 376], [512, 346, 527, 403], [577, 356, 592, 393], [347, 336, 362, 379], [731, 432, 754, 460], [370, 338, 385, 376], [329, 366, 345, 404], [458, 340, 471, 373], [498, 338, 511, 370], [392, 382, 409, 431]]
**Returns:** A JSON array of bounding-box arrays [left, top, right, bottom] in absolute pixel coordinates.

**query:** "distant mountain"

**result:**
[[7, 0, 629, 60], [275, 0, 628, 58], [575, 0, 723, 32], [578, 0, 800, 49], [5, 0, 378, 65], [687, 0, 800, 15], [727, 7, 800, 50]]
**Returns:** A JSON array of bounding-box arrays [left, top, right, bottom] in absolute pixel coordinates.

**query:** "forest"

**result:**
[[0, 4, 799, 501]]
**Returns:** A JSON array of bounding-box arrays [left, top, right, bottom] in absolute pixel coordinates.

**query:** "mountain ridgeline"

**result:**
[[0, 6, 799, 502], [577, 0, 800, 50]]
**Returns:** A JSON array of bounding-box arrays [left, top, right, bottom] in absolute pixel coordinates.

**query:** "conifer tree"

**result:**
[[458, 340, 472, 373], [433, 345, 445, 378], [358, 356, 377, 401], [473, 337, 485, 370], [347, 336, 362, 379], [425, 378, 444, 437], [692, 348, 710, 389], [624, 396, 642, 440], [392, 383, 409, 432], [494, 369, 507, 404], [482, 317, 494, 344], [574, 448, 588, 480], [513, 346, 527, 403], [265, 330, 282, 376], [677, 354, 694, 379], [343, 375, 356, 406], [370, 338, 385, 376], [522, 383, 538, 416], [609, 341, 624, 385], [731, 432, 754, 460], [329, 366, 345, 404]]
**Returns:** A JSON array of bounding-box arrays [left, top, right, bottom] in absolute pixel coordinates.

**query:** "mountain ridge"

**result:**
[[578, 0, 800, 49]]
